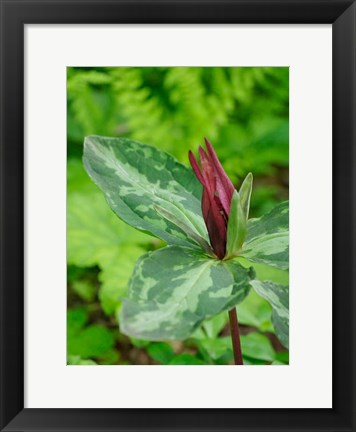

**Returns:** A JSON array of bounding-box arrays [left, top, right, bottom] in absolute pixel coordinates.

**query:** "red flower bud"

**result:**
[[189, 138, 235, 259]]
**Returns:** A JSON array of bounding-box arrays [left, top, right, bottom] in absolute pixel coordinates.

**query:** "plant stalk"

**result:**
[[228, 308, 243, 365]]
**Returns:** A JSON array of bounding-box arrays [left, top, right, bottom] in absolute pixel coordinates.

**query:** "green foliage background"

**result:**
[[67, 67, 289, 365]]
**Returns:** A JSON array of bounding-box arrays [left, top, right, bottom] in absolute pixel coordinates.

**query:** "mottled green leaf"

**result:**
[[120, 246, 253, 340], [83, 135, 208, 249], [238, 257, 289, 286], [236, 257, 288, 332], [250, 279, 289, 348], [154, 204, 213, 255], [242, 201, 289, 270], [226, 191, 246, 258]]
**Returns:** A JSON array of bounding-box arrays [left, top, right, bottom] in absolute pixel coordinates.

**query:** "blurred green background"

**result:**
[[67, 67, 289, 365]]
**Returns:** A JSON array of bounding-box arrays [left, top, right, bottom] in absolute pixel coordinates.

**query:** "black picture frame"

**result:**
[[1, 0, 355, 431]]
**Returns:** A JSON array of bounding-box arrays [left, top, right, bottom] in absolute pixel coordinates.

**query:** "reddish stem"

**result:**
[[229, 308, 243, 365]]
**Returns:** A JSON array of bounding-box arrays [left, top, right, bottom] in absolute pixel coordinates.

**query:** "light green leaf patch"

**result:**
[[119, 246, 253, 340], [241, 201, 289, 270], [83, 135, 208, 250], [250, 279, 289, 348], [67, 159, 150, 314]]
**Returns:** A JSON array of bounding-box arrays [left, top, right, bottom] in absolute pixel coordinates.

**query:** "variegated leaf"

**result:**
[[119, 246, 253, 340], [250, 279, 289, 348], [83, 135, 208, 249], [241, 201, 289, 270]]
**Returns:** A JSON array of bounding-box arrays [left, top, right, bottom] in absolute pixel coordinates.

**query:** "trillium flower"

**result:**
[[84, 135, 289, 353], [189, 138, 253, 260]]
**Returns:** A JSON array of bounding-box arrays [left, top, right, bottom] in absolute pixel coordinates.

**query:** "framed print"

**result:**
[[0, 0, 355, 431]]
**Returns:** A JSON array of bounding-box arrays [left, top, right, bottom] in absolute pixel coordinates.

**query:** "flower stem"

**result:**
[[228, 308, 243, 365]]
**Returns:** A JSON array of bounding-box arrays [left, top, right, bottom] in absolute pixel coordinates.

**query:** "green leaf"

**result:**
[[241, 332, 276, 361], [71, 280, 96, 302], [241, 201, 289, 270], [250, 279, 289, 348], [98, 349, 120, 365], [238, 257, 289, 285], [147, 342, 176, 364], [169, 354, 205, 365], [67, 307, 88, 333], [275, 351, 289, 364], [83, 135, 208, 249], [130, 337, 150, 348], [67, 160, 149, 314], [97, 245, 146, 315], [236, 289, 273, 331], [226, 191, 246, 258], [119, 246, 253, 340], [67, 355, 97, 365], [67, 324, 115, 359], [67, 303, 116, 363], [154, 204, 213, 255], [195, 332, 276, 363], [239, 172, 253, 221], [196, 337, 232, 361], [202, 312, 229, 339], [271, 360, 287, 365]]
